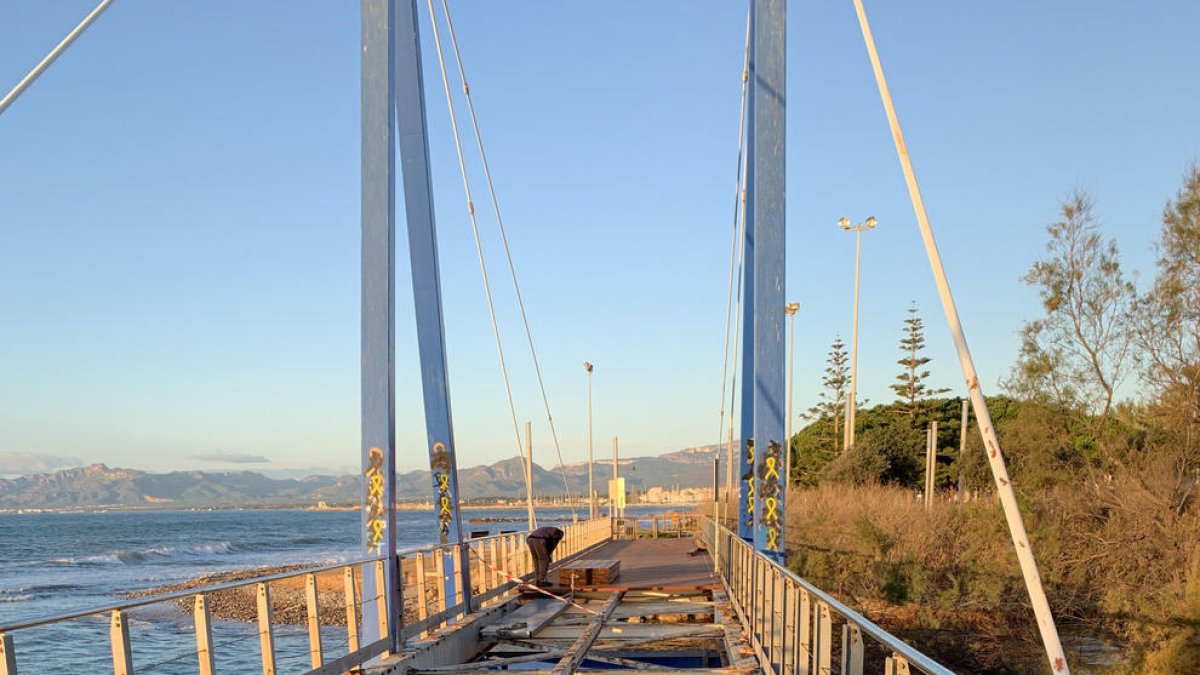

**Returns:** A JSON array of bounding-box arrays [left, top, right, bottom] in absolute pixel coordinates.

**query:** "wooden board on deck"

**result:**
[[557, 559, 620, 586], [481, 598, 570, 639]]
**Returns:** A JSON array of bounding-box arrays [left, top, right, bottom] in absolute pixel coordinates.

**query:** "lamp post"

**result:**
[[584, 361, 595, 519], [839, 215, 877, 451], [784, 302, 800, 484]]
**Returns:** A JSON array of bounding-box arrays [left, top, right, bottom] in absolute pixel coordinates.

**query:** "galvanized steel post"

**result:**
[[748, 0, 787, 561], [360, 0, 400, 654], [392, 0, 472, 612]]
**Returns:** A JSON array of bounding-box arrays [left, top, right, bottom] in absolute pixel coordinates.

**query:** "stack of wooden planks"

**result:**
[[557, 559, 620, 586]]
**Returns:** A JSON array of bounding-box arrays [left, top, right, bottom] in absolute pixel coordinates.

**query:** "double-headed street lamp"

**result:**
[[784, 302, 800, 483], [839, 215, 877, 451], [584, 361, 596, 518]]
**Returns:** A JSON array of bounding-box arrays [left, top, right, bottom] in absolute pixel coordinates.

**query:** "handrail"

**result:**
[[0, 516, 613, 674], [0, 554, 385, 633], [707, 518, 955, 675]]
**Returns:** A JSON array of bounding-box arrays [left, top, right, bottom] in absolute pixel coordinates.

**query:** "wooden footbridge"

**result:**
[[0, 516, 953, 674], [0, 0, 1072, 672]]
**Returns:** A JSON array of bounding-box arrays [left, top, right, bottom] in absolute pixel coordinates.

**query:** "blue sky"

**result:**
[[1, 1, 1197, 477]]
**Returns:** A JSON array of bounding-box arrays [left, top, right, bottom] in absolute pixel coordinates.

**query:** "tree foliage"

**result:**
[[1136, 164, 1200, 450], [1010, 191, 1135, 422], [890, 303, 948, 420], [804, 336, 849, 454]]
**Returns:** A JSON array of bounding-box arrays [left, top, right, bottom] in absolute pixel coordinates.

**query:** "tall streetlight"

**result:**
[[839, 215, 878, 451], [784, 302, 800, 484], [584, 361, 596, 519]]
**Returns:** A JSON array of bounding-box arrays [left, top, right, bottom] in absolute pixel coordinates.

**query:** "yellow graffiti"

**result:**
[[766, 526, 779, 550], [764, 496, 779, 522], [746, 476, 755, 514], [364, 446, 386, 551], [764, 456, 779, 481]]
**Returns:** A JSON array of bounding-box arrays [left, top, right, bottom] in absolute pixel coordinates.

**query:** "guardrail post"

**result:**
[[771, 568, 784, 674], [256, 583, 277, 675], [373, 560, 390, 656], [451, 546, 465, 614], [885, 654, 911, 675], [1, 631, 17, 675], [435, 549, 448, 614], [305, 573, 324, 668], [413, 552, 429, 636], [344, 567, 361, 658], [798, 589, 811, 675], [841, 623, 863, 675], [814, 601, 832, 675], [110, 609, 133, 675], [485, 540, 500, 588], [194, 594, 216, 675], [652, 518, 658, 539]]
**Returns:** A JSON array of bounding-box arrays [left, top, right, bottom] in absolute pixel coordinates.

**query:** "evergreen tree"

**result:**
[[892, 303, 948, 418], [807, 336, 849, 453]]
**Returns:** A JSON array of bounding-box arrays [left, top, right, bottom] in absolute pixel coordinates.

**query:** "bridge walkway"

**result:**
[[380, 537, 759, 675]]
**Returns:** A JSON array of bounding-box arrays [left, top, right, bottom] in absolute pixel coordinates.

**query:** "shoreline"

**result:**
[[0, 501, 701, 515]]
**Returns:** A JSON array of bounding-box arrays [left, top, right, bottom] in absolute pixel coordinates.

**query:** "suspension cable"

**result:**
[[423, 0, 535, 510], [0, 0, 115, 117], [716, 9, 752, 461], [434, 0, 578, 514], [718, 11, 752, 526]]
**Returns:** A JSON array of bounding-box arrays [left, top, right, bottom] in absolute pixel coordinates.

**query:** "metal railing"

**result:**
[[611, 512, 700, 539], [0, 517, 611, 675], [706, 519, 954, 675]]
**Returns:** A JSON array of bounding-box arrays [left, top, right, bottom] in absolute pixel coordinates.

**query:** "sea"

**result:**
[[0, 505, 682, 674]]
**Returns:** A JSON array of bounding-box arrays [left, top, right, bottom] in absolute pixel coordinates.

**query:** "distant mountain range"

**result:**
[[0, 446, 723, 510]]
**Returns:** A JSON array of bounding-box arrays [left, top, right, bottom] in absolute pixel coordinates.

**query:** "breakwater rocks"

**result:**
[[130, 565, 424, 627]]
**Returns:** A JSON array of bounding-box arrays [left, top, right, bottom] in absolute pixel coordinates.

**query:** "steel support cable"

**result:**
[[849, 1, 1070, 672], [722, 180, 749, 528], [0, 0, 115, 117], [434, 1, 583, 514], [424, 0, 535, 519], [434, 0, 577, 514], [715, 9, 753, 463]]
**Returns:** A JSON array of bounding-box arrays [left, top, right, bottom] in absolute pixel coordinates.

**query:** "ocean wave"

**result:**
[[51, 541, 238, 566], [0, 593, 33, 603]]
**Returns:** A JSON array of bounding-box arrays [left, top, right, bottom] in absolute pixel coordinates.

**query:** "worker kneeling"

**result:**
[[525, 526, 564, 587]]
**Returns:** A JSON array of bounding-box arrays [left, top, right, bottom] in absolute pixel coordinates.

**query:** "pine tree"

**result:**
[[807, 336, 849, 453], [892, 303, 948, 418]]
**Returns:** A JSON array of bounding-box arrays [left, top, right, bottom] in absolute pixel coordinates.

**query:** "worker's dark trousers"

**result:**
[[527, 536, 553, 583]]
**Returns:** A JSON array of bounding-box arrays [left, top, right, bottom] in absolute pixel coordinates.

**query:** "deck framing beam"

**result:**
[[550, 592, 623, 675]]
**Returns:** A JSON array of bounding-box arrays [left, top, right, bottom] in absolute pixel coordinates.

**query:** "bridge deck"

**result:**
[[568, 538, 720, 591], [384, 538, 759, 675]]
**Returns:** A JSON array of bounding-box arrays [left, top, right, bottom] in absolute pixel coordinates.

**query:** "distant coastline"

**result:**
[[0, 500, 705, 516]]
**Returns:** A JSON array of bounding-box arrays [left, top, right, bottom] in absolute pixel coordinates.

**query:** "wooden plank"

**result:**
[[550, 592, 623, 675], [413, 650, 565, 672], [0, 632, 16, 675], [481, 598, 571, 639], [608, 601, 713, 618], [557, 560, 620, 586], [342, 566, 362, 675], [194, 594, 216, 675], [300, 637, 389, 675], [537, 623, 724, 640], [257, 582, 277, 675], [110, 609, 133, 675], [305, 573, 324, 668]]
